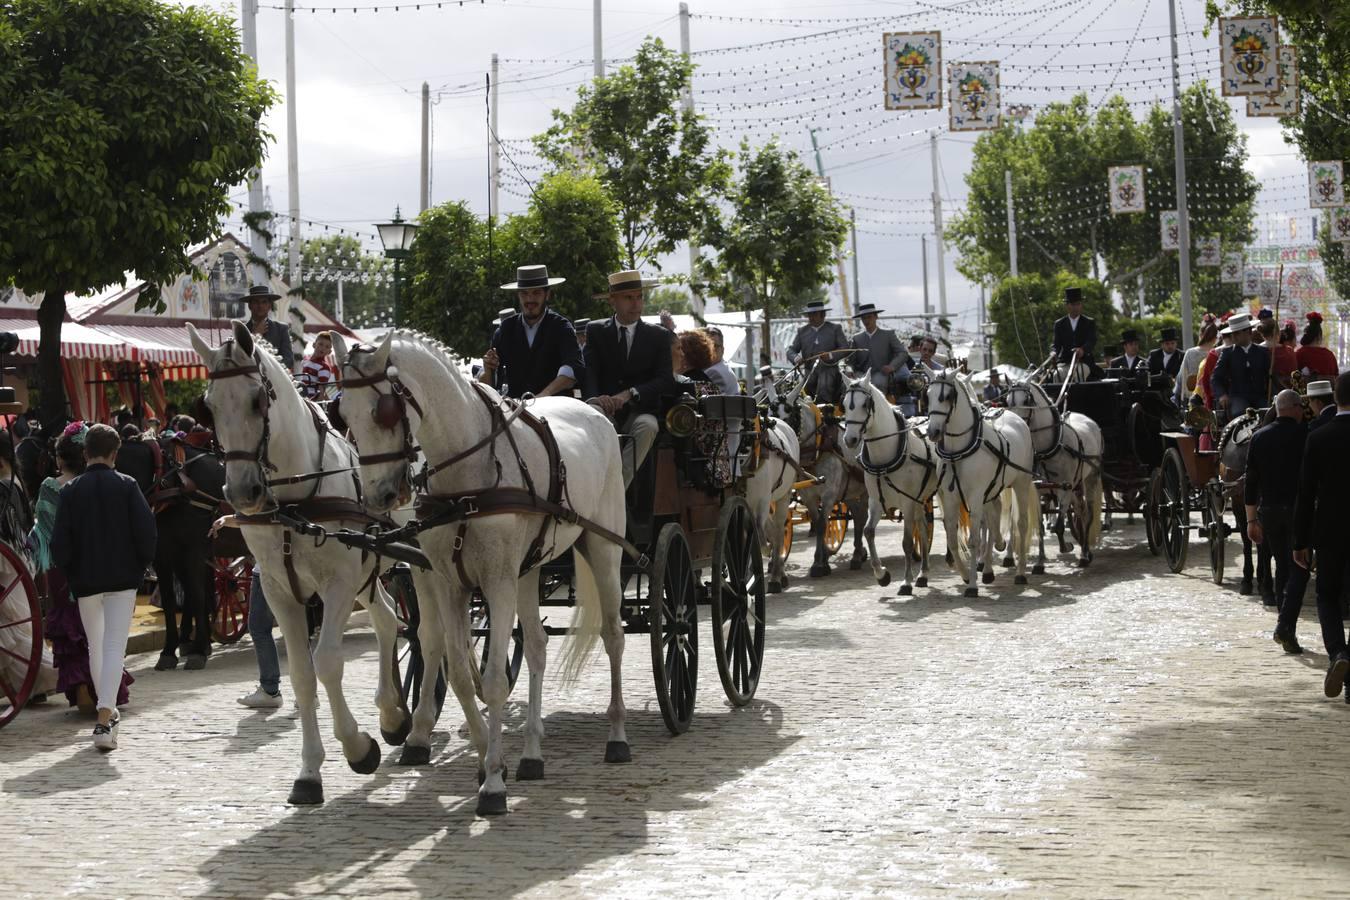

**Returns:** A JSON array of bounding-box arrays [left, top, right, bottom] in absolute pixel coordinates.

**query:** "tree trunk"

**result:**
[[37, 285, 67, 431]]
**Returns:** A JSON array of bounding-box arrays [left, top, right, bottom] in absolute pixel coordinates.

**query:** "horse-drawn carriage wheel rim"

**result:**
[[825, 502, 849, 555], [648, 522, 697, 735], [1161, 448, 1189, 574], [210, 557, 252, 644], [0, 540, 41, 729], [710, 497, 766, 706], [1207, 485, 1227, 585], [1144, 468, 1163, 556]]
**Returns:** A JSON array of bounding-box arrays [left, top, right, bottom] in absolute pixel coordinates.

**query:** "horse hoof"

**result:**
[[878, 571, 891, 587], [381, 714, 412, 747], [1032, 564, 1045, 575], [849, 556, 863, 571], [1001, 556, 1015, 568], [398, 743, 431, 766], [1077, 557, 1091, 569], [1065, 543, 1075, 554], [976, 561, 984, 572], [781, 573, 790, 587], [898, 584, 912, 596], [1014, 574, 1028, 585], [964, 587, 979, 598], [516, 757, 545, 781], [767, 580, 783, 594], [810, 564, 830, 578], [982, 571, 995, 585], [348, 736, 381, 775], [604, 740, 632, 764], [288, 778, 324, 806], [915, 576, 928, 588], [476, 791, 508, 817], [1239, 580, 1254, 596]]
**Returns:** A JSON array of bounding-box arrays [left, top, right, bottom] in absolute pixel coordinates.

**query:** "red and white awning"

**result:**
[[0, 319, 136, 361]]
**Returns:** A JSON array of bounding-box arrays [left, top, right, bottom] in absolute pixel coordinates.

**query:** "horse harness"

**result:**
[[1008, 383, 1102, 489], [929, 377, 1036, 510], [845, 384, 936, 506]]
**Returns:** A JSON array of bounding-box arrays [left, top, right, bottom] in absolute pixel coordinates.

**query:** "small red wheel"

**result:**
[[0, 541, 43, 729], [211, 557, 253, 645]]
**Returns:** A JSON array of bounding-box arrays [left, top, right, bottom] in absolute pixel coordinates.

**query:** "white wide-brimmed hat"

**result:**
[[1308, 380, 1334, 399], [1220, 312, 1254, 335]]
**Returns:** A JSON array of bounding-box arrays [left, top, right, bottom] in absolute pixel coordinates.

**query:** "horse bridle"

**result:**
[[1005, 382, 1064, 461], [843, 383, 912, 476], [927, 375, 983, 461]]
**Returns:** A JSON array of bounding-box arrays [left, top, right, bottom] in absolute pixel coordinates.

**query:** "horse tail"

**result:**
[[556, 542, 604, 687], [1020, 479, 1040, 558]]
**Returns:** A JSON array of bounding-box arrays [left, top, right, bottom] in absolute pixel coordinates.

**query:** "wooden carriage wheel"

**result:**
[[1160, 448, 1189, 574], [824, 502, 849, 555], [1206, 484, 1227, 586], [0, 541, 42, 729], [649, 523, 698, 735], [710, 498, 766, 706], [210, 557, 252, 645], [468, 590, 524, 700], [773, 500, 794, 560], [1144, 468, 1164, 556], [385, 564, 447, 720]]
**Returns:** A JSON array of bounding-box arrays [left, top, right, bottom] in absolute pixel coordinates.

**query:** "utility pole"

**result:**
[[1168, 0, 1194, 349], [240, 0, 269, 284], [1005, 168, 1018, 278], [678, 2, 704, 316], [808, 127, 852, 316], [420, 82, 430, 213], [921, 234, 930, 316], [489, 54, 500, 220], [284, 0, 302, 333], [849, 208, 861, 311], [593, 0, 604, 78], [336, 277, 345, 324], [929, 133, 948, 316]]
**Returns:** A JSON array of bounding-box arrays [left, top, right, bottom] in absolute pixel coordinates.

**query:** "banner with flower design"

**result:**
[[1309, 161, 1345, 209], [1247, 46, 1299, 117], [948, 62, 1000, 131], [1243, 268, 1262, 295], [1160, 210, 1180, 251], [1330, 207, 1350, 243], [1195, 236, 1221, 266], [885, 32, 942, 111], [1108, 166, 1146, 214], [1221, 252, 1244, 283], [1219, 16, 1280, 97]]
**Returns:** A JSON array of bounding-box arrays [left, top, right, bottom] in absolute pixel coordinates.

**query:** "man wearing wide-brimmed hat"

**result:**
[[1109, 329, 1145, 372], [237, 284, 295, 372], [847, 301, 909, 400], [583, 270, 675, 487], [1307, 379, 1336, 432], [1212, 311, 1270, 416], [481, 265, 582, 400], [787, 299, 849, 404], [1148, 327, 1182, 379]]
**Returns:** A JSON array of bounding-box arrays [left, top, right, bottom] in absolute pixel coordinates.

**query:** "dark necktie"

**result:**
[[620, 325, 630, 359]]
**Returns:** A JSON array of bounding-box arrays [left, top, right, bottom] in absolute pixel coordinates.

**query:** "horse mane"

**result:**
[[1216, 411, 1258, 457]]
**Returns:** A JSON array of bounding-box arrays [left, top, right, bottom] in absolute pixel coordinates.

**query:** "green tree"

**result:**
[[0, 0, 274, 426], [297, 234, 393, 330], [947, 87, 1257, 318], [534, 37, 730, 271], [405, 201, 502, 360], [697, 140, 849, 320], [987, 273, 1117, 368]]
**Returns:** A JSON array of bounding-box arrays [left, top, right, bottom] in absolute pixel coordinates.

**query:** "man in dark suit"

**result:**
[[1246, 389, 1309, 651], [480, 265, 581, 399], [237, 284, 296, 372], [1307, 380, 1335, 431], [1109, 329, 1146, 372], [1051, 287, 1100, 378], [1294, 371, 1350, 700], [1147, 327, 1183, 380], [583, 270, 675, 487], [1211, 312, 1271, 417], [787, 299, 849, 404]]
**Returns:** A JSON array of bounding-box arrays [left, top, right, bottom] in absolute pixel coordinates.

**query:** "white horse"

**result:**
[[926, 368, 1039, 597], [742, 412, 801, 594], [839, 374, 939, 595], [187, 322, 409, 806], [1003, 379, 1104, 569], [333, 329, 629, 817]]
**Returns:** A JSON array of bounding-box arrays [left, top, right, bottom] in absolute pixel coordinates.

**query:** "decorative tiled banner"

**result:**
[[1243, 268, 1262, 295], [1247, 46, 1299, 117], [1260, 278, 1279, 303], [1195, 236, 1221, 266], [885, 32, 942, 111], [1219, 16, 1281, 97], [1108, 166, 1146, 214], [1328, 207, 1350, 242], [1221, 252, 1244, 283], [1160, 210, 1180, 250], [1309, 161, 1344, 208], [949, 61, 1000, 131]]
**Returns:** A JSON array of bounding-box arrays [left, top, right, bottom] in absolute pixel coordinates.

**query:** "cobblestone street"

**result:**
[[4, 520, 1350, 898]]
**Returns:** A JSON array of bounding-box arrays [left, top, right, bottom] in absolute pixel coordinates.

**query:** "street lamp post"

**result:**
[[376, 207, 419, 327]]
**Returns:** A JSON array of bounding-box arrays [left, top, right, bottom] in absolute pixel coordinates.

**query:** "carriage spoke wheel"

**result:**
[[1160, 448, 1189, 574], [773, 500, 793, 560], [824, 502, 849, 555], [710, 497, 766, 706], [468, 591, 524, 701], [649, 523, 698, 735], [210, 557, 252, 644], [1207, 485, 1227, 585], [0, 542, 41, 729], [1145, 468, 1164, 556], [385, 565, 447, 720]]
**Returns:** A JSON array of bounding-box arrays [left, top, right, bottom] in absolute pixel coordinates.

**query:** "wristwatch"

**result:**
[[630, 387, 641, 404]]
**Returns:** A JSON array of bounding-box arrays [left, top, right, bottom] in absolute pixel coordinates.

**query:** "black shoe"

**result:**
[[154, 651, 178, 671], [1325, 653, 1349, 698], [1272, 630, 1303, 655]]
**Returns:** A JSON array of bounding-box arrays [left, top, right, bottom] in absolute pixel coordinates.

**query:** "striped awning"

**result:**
[[0, 319, 136, 361], [85, 323, 235, 368]]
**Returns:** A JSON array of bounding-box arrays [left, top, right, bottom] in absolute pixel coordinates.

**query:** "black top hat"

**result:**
[[246, 284, 281, 303], [573, 318, 591, 333], [802, 299, 828, 316], [1120, 329, 1141, 344], [853, 302, 881, 319], [1159, 327, 1179, 342], [1257, 307, 1274, 320], [501, 264, 565, 291], [1063, 287, 1084, 304]]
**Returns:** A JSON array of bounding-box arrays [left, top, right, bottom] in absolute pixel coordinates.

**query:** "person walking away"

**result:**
[[583, 270, 675, 487], [299, 331, 339, 399], [1307, 380, 1335, 432], [50, 424, 157, 750], [480, 265, 581, 399], [1296, 312, 1338, 381], [787, 300, 849, 405], [1293, 371, 1350, 701], [1211, 313, 1270, 418], [1270, 319, 1299, 392], [238, 284, 296, 373], [1245, 390, 1309, 651]]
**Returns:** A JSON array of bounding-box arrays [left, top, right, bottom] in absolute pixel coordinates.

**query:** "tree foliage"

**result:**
[[0, 0, 274, 425], [987, 272, 1117, 368], [696, 140, 849, 319], [534, 37, 730, 271], [298, 234, 393, 330], [947, 87, 1257, 319]]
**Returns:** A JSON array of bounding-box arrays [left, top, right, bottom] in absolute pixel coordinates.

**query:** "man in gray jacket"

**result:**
[[787, 299, 849, 404], [848, 302, 909, 398]]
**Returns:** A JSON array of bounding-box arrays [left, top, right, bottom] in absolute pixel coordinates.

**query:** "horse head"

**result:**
[[839, 371, 875, 454], [331, 331, 409, 514], [925, 368, 966, 443]]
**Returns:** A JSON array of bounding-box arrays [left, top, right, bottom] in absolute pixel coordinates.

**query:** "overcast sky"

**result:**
[[206, 0, 1308, 333]]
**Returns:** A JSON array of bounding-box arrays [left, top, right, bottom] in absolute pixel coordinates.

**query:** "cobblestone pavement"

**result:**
[[4, 519, 1350, 898]]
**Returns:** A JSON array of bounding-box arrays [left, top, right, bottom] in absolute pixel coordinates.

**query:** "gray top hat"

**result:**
[[501, 264, 565, 291]]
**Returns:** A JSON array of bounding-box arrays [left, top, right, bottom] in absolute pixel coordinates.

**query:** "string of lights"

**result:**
[[258, 0, 498, 12]]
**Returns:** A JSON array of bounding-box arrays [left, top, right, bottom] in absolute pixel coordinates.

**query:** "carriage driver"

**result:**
[[480, 265, 582, 399], [848, 302, 910, 401], [1051, 286, 1100, 380], [582, 270, 676, 488], [787, 299, 849, 405]]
